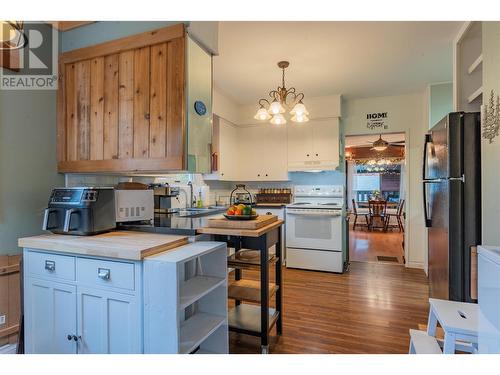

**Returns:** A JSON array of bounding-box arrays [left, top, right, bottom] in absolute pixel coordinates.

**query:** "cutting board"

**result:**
[[18, 231, 188, 260], [207, 214, 278, 230]]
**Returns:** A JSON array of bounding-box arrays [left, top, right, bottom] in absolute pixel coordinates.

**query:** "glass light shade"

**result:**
[[254, 107, 271, 121], [268, 100, 285, 115], [290, 102, 309, 116], [372, 145, 388, 151], [291, 114, 309, 123], [270, 113, 287, 125]]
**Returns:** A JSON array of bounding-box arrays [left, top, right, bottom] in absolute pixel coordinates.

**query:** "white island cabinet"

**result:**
[[19, 232, 228, 354]]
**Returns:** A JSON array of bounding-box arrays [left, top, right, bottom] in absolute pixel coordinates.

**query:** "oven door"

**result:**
[[286, 208, 342, 251]]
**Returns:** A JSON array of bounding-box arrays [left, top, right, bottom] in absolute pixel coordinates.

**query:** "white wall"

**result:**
[[342, 93, 428, 269], [481, 22, 500, 246], [429, 82, 453, 129]]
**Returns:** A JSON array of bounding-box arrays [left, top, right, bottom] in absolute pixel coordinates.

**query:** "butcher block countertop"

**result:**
[[18, 231, 189, 260], [197, 219, 284, 237]]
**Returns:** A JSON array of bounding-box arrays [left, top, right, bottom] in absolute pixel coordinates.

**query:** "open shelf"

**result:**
[[468, 86, 483, 103], [180, 276, 225, 309], [228, 249, 277, 270], [228, 279, 279, 303], [228, 304, 279, 333], [468, 53, 483, 75], [180, 312, 226, 354]]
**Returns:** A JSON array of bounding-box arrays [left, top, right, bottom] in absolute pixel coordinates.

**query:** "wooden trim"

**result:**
[[0, 47, 20, 72], [59, 24, 185, 64], [0, 324, 19, 339], [57, 62, 66, 162], [0, 263, 19, 276], [57, 157, 185, 173]]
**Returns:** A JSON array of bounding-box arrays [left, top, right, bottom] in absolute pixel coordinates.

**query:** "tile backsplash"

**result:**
[[64, 170, 345, 206]]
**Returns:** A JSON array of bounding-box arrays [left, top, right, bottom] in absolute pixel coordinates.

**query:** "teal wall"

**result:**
[[429, 82, 453, 128], [0, 23, 63, 255], [61, 21, 184, 52]]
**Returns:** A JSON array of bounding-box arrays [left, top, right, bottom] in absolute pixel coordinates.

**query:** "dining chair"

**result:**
[[368, 200, 387, 231], [385, 199, 405, 232], [351, 199, 369, 230]]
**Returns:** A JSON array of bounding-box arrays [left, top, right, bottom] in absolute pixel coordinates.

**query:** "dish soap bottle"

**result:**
[[196, 191, 203, 208]]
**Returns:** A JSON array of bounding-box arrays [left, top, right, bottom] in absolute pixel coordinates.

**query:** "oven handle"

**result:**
[[287, 210, 342, 217]]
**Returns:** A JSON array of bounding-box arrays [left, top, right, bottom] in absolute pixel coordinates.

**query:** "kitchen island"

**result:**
[[18, 231, 228, 354], [197, 219, 284, 354]]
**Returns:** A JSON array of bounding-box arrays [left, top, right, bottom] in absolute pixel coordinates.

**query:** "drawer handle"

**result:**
[[45, 260, 55, 272], [97, 268, 110, 280]]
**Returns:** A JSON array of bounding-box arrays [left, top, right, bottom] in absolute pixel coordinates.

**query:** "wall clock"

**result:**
[[194, 100, 207, 116]]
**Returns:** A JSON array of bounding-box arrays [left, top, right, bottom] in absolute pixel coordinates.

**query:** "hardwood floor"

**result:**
[[349, 224, 405, 264], [229, 261, 429, 354]]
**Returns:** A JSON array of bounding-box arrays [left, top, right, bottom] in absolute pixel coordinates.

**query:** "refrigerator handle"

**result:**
[[422, 133, 432, 180], [422, 180, 432, 228]]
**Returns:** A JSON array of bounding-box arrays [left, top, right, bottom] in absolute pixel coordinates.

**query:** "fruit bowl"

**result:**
[[223, 214, 259, 221]]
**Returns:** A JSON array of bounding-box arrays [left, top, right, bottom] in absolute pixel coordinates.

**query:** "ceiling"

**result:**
[[345, 133, 405, 147], [214, 21, 462, 104]]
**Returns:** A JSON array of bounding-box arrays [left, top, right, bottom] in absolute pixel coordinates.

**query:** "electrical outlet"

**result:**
[[0, 315, 6, 325]]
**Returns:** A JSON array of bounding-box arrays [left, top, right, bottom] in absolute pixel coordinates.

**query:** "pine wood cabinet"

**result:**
[[57, 24, 203, 173]]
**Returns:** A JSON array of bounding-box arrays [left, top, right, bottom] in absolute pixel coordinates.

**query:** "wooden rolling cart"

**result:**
[[197, 216, 283, 353]]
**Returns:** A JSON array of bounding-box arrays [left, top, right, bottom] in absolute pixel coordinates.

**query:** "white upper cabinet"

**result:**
[[208, 114, 340, 180], [217, 118, 240, 181], [287, 118, 339, 171], [238, 125, 288, 181]]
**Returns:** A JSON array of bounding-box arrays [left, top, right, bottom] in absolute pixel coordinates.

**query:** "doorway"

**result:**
[[345, 133, 406, 265]]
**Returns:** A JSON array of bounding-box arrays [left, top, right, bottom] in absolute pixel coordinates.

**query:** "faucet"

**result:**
[[187, 181, 194, 208]]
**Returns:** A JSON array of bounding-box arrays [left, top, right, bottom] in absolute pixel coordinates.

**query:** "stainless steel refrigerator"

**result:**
[[423, 112, 481, 302]]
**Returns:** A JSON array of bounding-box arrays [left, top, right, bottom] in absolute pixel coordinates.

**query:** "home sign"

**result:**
[[366, 112, 389, 130]]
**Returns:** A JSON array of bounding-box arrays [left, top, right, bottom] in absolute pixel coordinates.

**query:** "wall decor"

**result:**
[[194, 100, 207, 116], [482, 90, 500, 143], [366, 112, 389, 130]]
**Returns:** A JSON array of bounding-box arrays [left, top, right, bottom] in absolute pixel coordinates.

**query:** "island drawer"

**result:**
[[76, 258, 135, 291], [27, 250, 76, 281]]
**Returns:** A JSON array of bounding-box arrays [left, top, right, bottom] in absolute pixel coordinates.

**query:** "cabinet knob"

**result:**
[[265, 174, 268, 177], [316, 153, 319, 157], [306, 154, 310, 157], [257, 174, 260, 177]]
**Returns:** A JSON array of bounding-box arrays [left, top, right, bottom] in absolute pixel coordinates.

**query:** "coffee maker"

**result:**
[[42, 187, 116, 235], [150, 184, 181, 214]]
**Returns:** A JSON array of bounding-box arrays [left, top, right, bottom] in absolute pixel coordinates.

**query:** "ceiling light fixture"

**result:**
[[254, 61, 309, 125], [372, 134, 389, 152]]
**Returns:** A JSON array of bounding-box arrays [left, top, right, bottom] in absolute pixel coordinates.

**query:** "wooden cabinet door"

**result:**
[[77, 287, 141, 354], [57, 24, 186, 173], [312, 118, 339, 164], [24, 278, 77, 354]]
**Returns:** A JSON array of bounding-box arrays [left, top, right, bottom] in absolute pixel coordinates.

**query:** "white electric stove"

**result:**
[[286, 185, 345, 273]]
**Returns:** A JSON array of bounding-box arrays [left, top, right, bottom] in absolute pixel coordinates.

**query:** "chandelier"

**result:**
[[254, 61, 309, 125]]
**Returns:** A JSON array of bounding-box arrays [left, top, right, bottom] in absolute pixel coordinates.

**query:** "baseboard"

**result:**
[[0, 343, 17, 354], [406, 261, 425, 270]]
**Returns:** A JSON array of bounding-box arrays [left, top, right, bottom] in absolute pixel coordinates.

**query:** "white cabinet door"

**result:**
[[287, 122, 313, 165], [218, 119, 239, 181], [239, 125, 288, 181], [77, 287, 141, 354], [312, 118, 339, 164], [25, 278, 77, 354]]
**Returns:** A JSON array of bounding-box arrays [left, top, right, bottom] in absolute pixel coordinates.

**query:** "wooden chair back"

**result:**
[[368, 200, 387, 217], [351, 199, 358, 215], [397, 199, 405, 216]]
